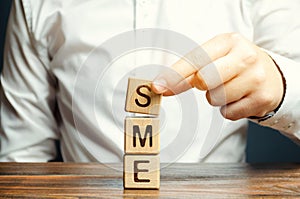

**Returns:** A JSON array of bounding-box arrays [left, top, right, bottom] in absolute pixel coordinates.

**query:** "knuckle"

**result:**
[[193, 73, 208, 90], [220, 106, 238, 121], [234, 106, 247, 120], [229, 32, 243, 43], [252, 69, 266, 85], [257, 92, 273, 106], [214, 32, 240, 45], [255, 111, 268, 118], [221, 106, 240, 121], [214, 33, 229, 41], [226, 115, 240, 121], [254, 105, 271, 117], [206, 91, 218, 106], [243, 49, 258, 65]]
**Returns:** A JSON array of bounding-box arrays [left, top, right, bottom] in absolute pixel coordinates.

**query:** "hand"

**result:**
[[152, 33, 284, 120]]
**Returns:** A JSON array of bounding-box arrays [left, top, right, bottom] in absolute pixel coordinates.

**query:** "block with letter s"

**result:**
[[125, 78, 162, 115]]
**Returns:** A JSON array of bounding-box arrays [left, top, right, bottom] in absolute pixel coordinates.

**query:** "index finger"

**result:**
[[152, 33, 234, 94]]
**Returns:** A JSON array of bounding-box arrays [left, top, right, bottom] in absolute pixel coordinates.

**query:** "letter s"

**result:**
[[135, 85, 151, 107]]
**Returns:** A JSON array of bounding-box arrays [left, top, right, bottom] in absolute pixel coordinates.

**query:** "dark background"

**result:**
[[1, 1, 300, 163]]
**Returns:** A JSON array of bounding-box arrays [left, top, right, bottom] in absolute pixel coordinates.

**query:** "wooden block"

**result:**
[[124, 117, 159, 154], [123, 154, 160, 189], [125, 78, 162, 115]]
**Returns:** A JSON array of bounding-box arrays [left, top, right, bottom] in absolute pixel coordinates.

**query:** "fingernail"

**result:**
[[153, 78, 168, 94]]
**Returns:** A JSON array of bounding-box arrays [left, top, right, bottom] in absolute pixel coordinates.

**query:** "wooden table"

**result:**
[[0, 163, 299, 198]]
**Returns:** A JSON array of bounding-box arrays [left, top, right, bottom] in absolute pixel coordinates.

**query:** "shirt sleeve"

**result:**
[[249, 0, 300, 143], [0, 0, 59, 161]]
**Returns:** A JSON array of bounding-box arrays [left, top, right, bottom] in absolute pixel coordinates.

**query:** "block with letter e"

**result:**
[[125, 78, 162, 115], [124, 154, 160, 189]]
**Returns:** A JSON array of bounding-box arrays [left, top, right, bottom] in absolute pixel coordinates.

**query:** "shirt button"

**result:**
[[283, 122, 295, 130], [271, 120, 279, 126], [139, 0, 151, 6], [287, 122, 295, 129]]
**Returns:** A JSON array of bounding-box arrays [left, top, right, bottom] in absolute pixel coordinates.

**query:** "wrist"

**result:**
[[249, 55, 286, 123]]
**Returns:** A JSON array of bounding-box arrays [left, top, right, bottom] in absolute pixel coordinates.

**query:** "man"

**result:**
[[1, 0, 299, 162]]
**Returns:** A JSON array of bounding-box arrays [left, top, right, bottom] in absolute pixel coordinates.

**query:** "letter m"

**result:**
[[133, 125, 153, 147]]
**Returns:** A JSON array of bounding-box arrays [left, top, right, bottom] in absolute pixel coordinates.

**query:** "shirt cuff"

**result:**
[[250, 50, 300, 142]]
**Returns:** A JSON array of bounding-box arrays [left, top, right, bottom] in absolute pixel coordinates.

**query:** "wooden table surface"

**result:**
[[0, 162, 300, 198]]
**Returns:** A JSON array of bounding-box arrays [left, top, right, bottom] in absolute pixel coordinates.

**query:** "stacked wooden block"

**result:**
[[123, 78, 162, 189]]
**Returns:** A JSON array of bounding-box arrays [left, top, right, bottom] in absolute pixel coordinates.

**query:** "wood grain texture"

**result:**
[[0, 163, 300, 198], [125, 78, 162, 115], [124, 117, 160, 154]]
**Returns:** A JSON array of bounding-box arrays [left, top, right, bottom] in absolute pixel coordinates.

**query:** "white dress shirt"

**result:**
[[1, 0, 300, 162]]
